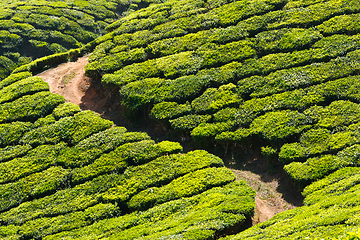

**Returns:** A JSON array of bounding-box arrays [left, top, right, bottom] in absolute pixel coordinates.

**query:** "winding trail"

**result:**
[[36, 56, 302, 226]]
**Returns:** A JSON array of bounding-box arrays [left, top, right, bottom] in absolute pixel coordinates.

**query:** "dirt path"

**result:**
[[232, 169, 299, 224], [36, 56, 302, 226], [225, 147, 304, 225], [255, 197, 275, 223], [37, 56, 110, 114]]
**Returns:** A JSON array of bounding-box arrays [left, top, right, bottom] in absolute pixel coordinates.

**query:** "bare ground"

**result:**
[[37, 56, 303, 226], [37, 56, 115, 115], [224, 145, 304, 225]]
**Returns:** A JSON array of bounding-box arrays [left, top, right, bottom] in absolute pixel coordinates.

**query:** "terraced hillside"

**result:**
[[1, 0, 360, 239], [81, 0, 360, 238], [0, 0, 152, 80], [0, 71, 255, 239]]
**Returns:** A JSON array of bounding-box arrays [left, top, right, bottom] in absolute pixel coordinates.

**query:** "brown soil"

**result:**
[[37, 56, 110, 113], [36, 56, 303, 227], [225, 145, 304, 225]]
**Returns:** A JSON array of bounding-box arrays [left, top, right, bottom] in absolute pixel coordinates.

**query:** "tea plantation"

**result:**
[[83, 0, 360, 237], [0, 0, 154, 80], [0, 71, 255, 239], [1, 0, 360, 238]]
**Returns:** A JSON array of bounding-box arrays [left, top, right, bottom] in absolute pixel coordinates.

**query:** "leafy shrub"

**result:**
[[44, 181, 255, 240], [0, 143, 65, 184], [101, 150, 224, 202], [0, 144, 32, 163], [128, 167, 236, 211], [5, 203, 120, 239], [0, 173, 124, 225], [151, 101, 192, 120], [52, 102, 81, 120], [0, 91, 65, 123], [0, 76, 49, 104], [255, 28, 322, 53], [57, 131, 150, 168], [191, 83, 241, 114], [71, 140, 182, 184], [0, 166, 71, 212], [0, 121, 33, 147], [170, 114, 212, 130]]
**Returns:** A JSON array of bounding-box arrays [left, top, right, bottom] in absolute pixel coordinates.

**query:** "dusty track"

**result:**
[[37, 56, 110, 114], [36, 56, 301, 226], [226, 146, 303, 225]]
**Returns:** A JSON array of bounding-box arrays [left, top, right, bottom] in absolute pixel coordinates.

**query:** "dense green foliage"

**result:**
[[0, 0, 154, 80], [2, 0, 360, 238], [0, 63, 254, 238], [76, 0, 360, 238]]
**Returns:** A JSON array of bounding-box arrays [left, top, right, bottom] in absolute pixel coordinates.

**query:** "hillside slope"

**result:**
[[1, 0, 360, 239], [79, 0, 360, 238], [0, 70, 255, 239], [0, 0, 153, 80]]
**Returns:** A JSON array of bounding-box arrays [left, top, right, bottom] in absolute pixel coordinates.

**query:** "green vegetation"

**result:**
[[220, 167, 360, 239], [0, 61, 254, 239], [0, 0, 155, 80], [2, 0, 360, 238], [70, 0, 360, 237]]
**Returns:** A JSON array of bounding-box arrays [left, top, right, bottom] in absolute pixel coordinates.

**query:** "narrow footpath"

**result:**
[[37, 57, 302, 225]]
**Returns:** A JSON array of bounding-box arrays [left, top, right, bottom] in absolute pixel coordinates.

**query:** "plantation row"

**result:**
[[86, 0, 360, 83], [0, 0, 152, 80], [0, 71, 255, 239]]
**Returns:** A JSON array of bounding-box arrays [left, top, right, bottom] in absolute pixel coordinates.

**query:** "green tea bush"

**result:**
[[71, 140, 182, 184], [102, 41, 255, 86], [239, 49, 360, 98], [0, 76, 49, 104], [248, 110, 311, 141], [57, 131, 150, 168], [317, 13, 360, 35], [151, 101, 193, 120], [3, 203, 119, 239], [0, 173, 124, 225], [44, 181, 255, 240], [3, 0, 360, 238], [52, 102, 81, 120], [127, 167, 235, 211], [101, 150, 224, 202], [303, 167, 360, 205], [191, 83, 241, 114], [0, 144, 32, 163], [0, 166, 71, 212], [119, 32, 360, 115], [0, 121, 33, 147], [0, 91, 65, 123], [170, 114, 212, 130], [284, 143, 360, 183], [0, 0, 137, 80], [0, 143, 65, 184], [120, 62, 240, 110], [33, 114, 57, 128], [279, 121, 360, 163], [215, 74, 360, 143], [255, 28, 322, 53], [0, 72, 32, 90], [304, 100, 360, 129], [20, 110, 113, 146], [221, 168, 360, 240], [191, 121, 236, 141]]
